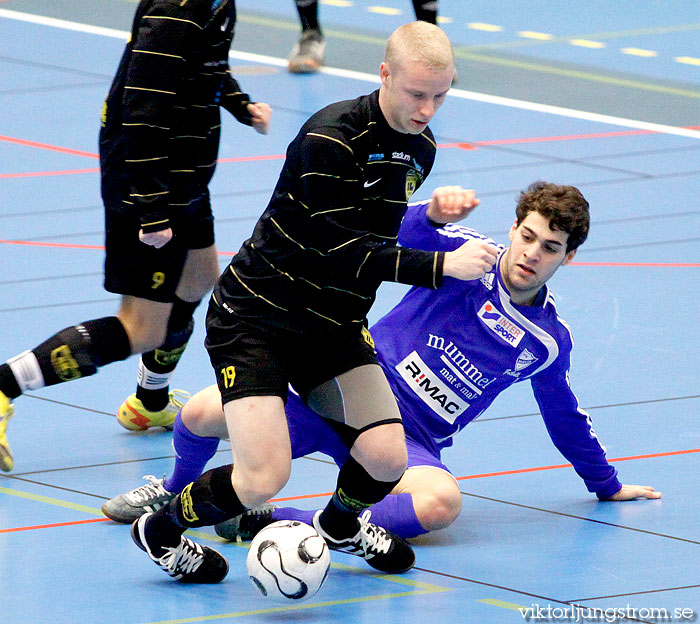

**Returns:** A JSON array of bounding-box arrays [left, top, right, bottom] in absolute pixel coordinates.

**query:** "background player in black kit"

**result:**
[[131, 21, 498, 582], [0, 0, 271, 471]]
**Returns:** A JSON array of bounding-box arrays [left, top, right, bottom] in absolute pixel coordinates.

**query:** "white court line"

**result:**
[[2, 7, 700, 140]]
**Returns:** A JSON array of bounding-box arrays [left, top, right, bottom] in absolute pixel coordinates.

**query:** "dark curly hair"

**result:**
[[515, 181, 590, 252]]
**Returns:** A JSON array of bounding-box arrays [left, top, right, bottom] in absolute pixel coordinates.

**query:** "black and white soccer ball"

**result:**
[[246, 520, 331, 602]]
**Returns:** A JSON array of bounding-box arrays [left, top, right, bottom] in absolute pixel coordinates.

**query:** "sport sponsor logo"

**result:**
[[396, 351, 468, 424], [478, 301, 525, 347], [480, 272, 495, 290], [51, 345, 82, 381], [392, 151, 411, 161]]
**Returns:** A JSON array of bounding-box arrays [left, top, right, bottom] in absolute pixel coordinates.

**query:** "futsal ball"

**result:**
[[246, 520, 331, 602]]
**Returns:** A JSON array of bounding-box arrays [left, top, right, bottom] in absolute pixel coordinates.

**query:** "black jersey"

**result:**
[[212, 90, 443, 334], [99, 0, 252, 233]]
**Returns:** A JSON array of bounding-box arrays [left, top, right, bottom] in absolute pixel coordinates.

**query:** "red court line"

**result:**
[[271, 447, 700, 502], [0, 135, 99, 159], [0, 517, 110, 534], [5, 124, 700, 179], [455, 447, 700, 481], [570, 261, 700, 267], [0, 240, 105, 251], [0, 168, 100, 179], [3, 447, 696, 533]]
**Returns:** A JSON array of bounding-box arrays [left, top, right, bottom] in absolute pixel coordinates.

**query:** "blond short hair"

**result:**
[[384, 21, 454, 72]]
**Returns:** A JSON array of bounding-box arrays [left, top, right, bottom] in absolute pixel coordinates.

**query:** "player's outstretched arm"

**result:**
[[426, 185, 479, 224], [603, 484, 662, 501]]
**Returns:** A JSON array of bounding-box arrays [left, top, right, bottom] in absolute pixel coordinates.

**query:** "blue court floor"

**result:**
[[0, 2, 698, 623]]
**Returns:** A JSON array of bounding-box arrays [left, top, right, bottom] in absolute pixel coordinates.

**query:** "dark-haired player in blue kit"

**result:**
[[104, 181, 660, 542]]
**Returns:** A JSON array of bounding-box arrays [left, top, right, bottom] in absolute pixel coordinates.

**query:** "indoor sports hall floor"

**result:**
[[0, 2, 698, 623]]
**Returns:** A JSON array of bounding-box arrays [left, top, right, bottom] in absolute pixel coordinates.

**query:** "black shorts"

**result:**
[[205, 297, 378, 406], [103, 196, 215, 302]]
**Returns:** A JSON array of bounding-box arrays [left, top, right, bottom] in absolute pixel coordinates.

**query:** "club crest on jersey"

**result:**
[[515, 348, 537, 371], [477, 302, 525, 347], [405, 170, 420, 200]]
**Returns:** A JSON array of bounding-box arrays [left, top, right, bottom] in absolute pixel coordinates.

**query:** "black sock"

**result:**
[[136, 297, 199, 411], [295, 0, 321, 33], [0, 364, 22, 400], [144, 465, 245, 554], [319, 457, 401, 539], [1, 317, 130, 399], [412, 0, 438, 24]]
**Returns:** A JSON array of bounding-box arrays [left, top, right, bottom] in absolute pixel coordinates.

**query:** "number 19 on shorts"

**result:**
[[221, 365, 236, 388]]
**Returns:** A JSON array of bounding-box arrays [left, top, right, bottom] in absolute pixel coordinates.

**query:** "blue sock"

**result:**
[[272, 493, 427, 538], [271, 507, 316, 525], [365, 493, 427, 538], [163, 410, 220, 493]]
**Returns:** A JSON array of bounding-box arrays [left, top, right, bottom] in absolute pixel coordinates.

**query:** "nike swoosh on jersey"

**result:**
[[363, 179, 381, 188]]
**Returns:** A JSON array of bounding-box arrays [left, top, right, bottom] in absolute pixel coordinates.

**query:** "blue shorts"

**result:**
[[285, 391, 452, 475]]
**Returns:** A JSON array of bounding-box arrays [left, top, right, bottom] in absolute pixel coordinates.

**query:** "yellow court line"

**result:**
[[367, 6, 402, 16], [468, 23, 503, 32], [676, 56, 700, 66], [0, 485, 104, 516], [466, 22, 700, 51], [622, 48, 658, 58], [479, 598, 528, 612], [140, 586, 453, 624], [569, 39, 606, 49], [518, 31, 554, 41]]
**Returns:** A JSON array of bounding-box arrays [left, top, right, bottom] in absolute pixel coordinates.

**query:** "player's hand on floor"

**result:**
[[426, 186, 479, 224], [442, 238, 499, 281], [606, 484, 662, 501], [249, 102, 272, 134], [139, 228, 173, 249]]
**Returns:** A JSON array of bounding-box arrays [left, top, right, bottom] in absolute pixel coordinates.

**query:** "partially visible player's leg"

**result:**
[[102, 385, 225, 523], [131, 245, 218, 412], [385, 466, 461, 533], [0, 391, 15, 472], [412, 0, 438, 24], [132, 395, 291, 582], [289, 0, 325, 73], [115, 295, 194, 430], [0, 306, 138, 471], [123, 201, 219, 428], [303, 363, 415, 573], [131, 313, 294, 581]]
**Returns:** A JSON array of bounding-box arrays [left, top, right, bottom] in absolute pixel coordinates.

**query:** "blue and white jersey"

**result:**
[[370, 200, 621, 499]]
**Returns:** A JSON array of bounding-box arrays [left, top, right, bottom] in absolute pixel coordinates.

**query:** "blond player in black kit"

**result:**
[[131, 21, 499, 583]]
